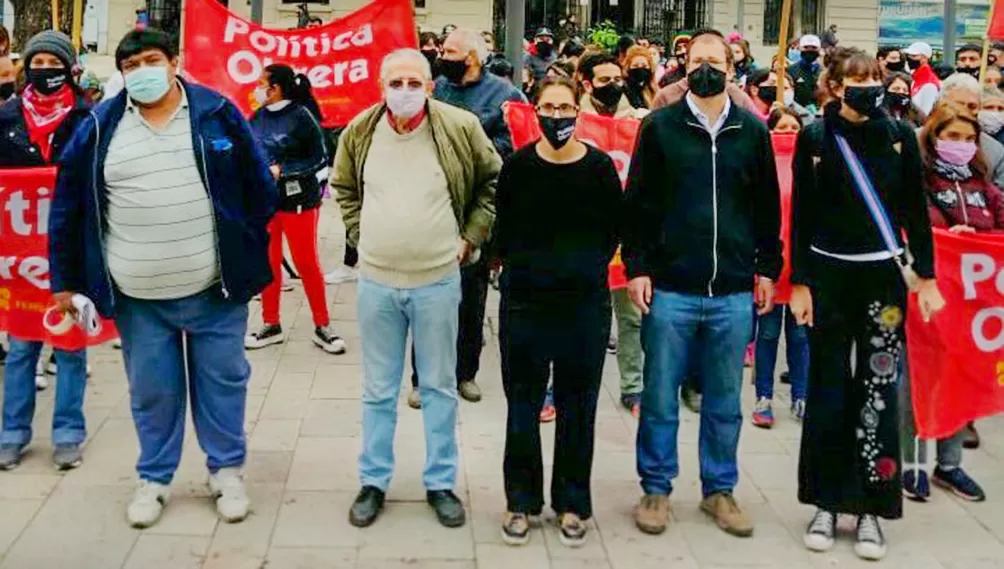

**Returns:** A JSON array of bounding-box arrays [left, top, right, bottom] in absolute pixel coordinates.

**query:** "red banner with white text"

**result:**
[[182, 0, 417, 127], [0, 168, 118, 349], [907, 230, 1004, 439], [504, 102, 640, 289]]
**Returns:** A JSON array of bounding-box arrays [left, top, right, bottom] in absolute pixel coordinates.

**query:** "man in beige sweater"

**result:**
[[331, 48, 501, 530]]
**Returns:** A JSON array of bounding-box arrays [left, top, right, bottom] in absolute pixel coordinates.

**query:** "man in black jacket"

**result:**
[[623, 29, 781, 539]]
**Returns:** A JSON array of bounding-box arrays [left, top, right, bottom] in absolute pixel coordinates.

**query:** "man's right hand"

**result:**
[[52, 292, 78, 318], [789, 285, 814, 327], [628, 276, 653, 315]]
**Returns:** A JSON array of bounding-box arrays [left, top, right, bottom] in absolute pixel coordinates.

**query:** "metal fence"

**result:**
[[641, 0, 709, 44]]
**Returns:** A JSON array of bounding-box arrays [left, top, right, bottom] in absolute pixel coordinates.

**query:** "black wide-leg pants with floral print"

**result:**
[[798, 257, 906, 520]]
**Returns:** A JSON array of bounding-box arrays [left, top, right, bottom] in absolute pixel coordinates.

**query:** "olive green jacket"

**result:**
[[330, 100, 502, 249]]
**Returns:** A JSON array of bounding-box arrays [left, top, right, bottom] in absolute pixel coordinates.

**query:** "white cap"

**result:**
[[799, 35, 822, 49], [903, 42, 933, 58]]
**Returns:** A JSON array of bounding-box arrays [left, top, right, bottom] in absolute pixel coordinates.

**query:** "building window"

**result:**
[[415, 0, 426, 9], [641, 0, 710, 44], [763, 0, 825, 46]]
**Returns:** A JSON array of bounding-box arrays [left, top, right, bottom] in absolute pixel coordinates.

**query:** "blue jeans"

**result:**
[[1, 339, 87, 446], [754, 305, 809, 401], [637, 290, 753, 497], [114, 291, 250, 484], [357, 271, 462, 492]]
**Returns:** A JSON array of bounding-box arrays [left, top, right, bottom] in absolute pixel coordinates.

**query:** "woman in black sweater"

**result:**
[[789, 48, 945, 561], [245, 64, 345, 355], [495, 76, 621, 549]]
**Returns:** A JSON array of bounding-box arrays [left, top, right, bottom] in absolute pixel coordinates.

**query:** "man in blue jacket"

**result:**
[[48, 29, 277, 529]]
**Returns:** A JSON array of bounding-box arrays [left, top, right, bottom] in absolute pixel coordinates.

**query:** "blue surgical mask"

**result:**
[[125, 65, 171, 104]]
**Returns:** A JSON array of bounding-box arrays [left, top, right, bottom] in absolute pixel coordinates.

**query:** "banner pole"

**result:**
[[51, 0, 60, 29], [71, 0, 83, 50], [775, 0, 793, 99], [251, 0, 263, 24], [981, 0, 999, 84], [505, 0, 525, 83]]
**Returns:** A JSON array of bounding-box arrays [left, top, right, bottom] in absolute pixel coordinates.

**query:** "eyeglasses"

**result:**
[[537, 103, 578, 117], [387, 79, 425, 90]]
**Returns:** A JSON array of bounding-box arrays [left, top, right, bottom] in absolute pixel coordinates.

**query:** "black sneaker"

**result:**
[[962, 422, 980, 449], [245, 324, 284, 350], [427, 490, 465, 528], [500, 512, 530, 546], [348, 486, 385, 527], [313, 326, 346, 354], [606, 338, 618, 354], [854, 514, 887, 561], [903, 468, 931, 502], [803, 509, 836, 552], [933, 466, 986, 502]]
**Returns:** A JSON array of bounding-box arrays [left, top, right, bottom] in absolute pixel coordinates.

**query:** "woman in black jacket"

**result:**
[[0, 31, 91, 471], [245, 64, 345, 355], [789, 48, 944, 560]]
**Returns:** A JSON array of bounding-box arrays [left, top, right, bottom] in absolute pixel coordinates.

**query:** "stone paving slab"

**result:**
[[1, 201, 1003, 568]]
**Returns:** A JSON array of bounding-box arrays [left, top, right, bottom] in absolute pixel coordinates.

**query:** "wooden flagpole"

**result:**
[[50, 0, 60, 29], [776, 0, 794, 101], [980, 0, 1000, 84]]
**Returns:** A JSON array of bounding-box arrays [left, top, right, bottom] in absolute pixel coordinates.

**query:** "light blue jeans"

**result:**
[[115, 291, 250, 484], [637, 290, 753, 497], [1, 338, 87, 446], [357, 270, 461, 492]]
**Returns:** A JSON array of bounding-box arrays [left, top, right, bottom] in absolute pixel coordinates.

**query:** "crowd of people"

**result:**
[[0, 16, 1000, 564]]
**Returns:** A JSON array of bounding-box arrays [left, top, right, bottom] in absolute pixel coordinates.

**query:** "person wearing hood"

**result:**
[[0, 31, 92, 473], [790, 34, 822, 107], [578, 51, 648, 119], [523, 27, 557, 81]]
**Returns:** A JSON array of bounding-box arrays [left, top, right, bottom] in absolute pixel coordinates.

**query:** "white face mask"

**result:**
[[253, 86, 268, 106], [385, 85, 427, 119], [978, 110, 1004, 135]]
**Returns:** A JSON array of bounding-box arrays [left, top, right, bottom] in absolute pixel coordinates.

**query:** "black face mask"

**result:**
[[539, 115, 577, 149], [688, 62, 727, 98], [0, 82, 14, 100], [591, 82, 623, 108], [627, 67, 653, 86], [907, 58, 922, 71], [438, 57, 468, 84], [421, 49, 438, 68], [801, 50, 820, 64], [957, 66, 980, 79], [843, 85, 884, 116], [885, 60, 906, 73], [885, 92, 911, 112], [536, 42, 553, 58], [27, 68, 69, 95], [757, 85, 778, 104]]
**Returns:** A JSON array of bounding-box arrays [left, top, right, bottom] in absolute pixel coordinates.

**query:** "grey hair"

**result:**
[[983, 86, 1004, 103], [940, 73, 981, 99], [447, 28, 490, 65], [379, 48, 432, 81]]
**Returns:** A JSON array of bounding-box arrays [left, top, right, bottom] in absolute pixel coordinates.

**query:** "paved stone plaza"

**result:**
[[1, 203, 1002, 569]]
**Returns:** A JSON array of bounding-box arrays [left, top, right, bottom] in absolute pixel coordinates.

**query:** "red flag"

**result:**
[[182, 0, 417, 127], [503, 102, 641, 289], [989, 0, 1004, 39], [907, 229, 1004, 439], [771, 132, 796, 304], [0, 167, 118, 349]]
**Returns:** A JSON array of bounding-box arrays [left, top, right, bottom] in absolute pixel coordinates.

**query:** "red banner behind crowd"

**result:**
[[0, 168, 117, 349], [182, 0, 417, 127], [908, 230, 1004, 439], [989, 0, 1004, 39], [504, 102, 640, 289]]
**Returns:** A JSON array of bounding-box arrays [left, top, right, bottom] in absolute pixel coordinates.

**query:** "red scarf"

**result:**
[[21, 85, 76, 162]]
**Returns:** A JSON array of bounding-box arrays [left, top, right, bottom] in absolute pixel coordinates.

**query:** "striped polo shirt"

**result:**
[[103, 87, 220, 300]]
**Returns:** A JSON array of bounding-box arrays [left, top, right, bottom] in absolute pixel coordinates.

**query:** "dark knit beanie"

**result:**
[[23, 30, 75, 69]]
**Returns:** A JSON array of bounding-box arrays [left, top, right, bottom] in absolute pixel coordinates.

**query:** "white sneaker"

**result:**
[[112, 338, 122, 350], [34, 373, 49, 391], [127, 480, 170, 528], [854, 514, 887, 560], [804, 509, 836, 552], [324, 266, 358, 284], [209, 467, 250, 523]]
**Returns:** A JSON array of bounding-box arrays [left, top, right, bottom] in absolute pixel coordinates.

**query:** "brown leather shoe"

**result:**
[[700, 492, 753, 537], [634, 494, 671, 535]]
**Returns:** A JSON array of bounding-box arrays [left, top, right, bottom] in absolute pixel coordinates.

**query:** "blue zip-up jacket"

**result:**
[[49, 80, 278, 318]]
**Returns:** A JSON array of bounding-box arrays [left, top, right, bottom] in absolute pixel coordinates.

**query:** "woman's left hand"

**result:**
[[269, 165, 281, 179], [917, 278, 946, 323]]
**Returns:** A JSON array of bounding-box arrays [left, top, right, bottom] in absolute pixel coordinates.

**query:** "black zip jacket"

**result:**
[[249, 102, 328, 212], [0, 95, 91, 167], [622, 98, 782, 296]]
